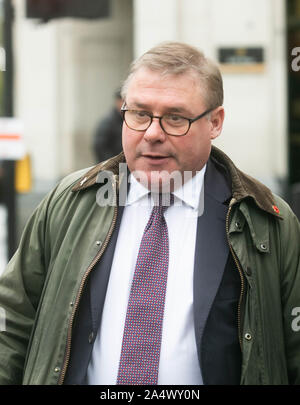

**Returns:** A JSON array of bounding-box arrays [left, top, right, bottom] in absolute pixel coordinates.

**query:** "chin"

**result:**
[[147, 169, 183, 193]]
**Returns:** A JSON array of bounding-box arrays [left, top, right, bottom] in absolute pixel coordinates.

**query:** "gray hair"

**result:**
[[121, 41, 223, 109]]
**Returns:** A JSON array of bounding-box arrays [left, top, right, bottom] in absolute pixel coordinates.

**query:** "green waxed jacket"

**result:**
[[0, 146, 299, 385]]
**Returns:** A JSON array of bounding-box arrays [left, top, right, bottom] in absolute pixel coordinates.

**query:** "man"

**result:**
[[92, 89, 123, 163], [0, 41, 299, 385]]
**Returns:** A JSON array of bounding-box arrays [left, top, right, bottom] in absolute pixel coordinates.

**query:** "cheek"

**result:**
[[122, 128, 141, 171], [121, 125, 128, 149], [122, 128, 134, 154], [175, 134, 210, 170], [174, 137, 201, 160]]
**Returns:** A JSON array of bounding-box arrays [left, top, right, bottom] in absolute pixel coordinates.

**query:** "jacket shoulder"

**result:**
[[272, 193, 299, 224], [31, 167, 97, 221], [53, 167, 94, 197]]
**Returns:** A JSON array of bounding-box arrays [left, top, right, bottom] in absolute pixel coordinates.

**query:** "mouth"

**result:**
[[141, 154, 171, 164], [142, 153, 170, 159]]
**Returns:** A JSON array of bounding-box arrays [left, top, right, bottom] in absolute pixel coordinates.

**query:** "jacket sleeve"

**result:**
[[0, 188, 56, 384], [279, 202, 300, 384]]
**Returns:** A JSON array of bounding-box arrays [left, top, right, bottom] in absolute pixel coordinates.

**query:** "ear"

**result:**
[[209, 107, 225, 140]]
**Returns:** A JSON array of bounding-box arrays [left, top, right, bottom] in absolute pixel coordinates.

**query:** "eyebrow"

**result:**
[[129, 101, 191, 116]]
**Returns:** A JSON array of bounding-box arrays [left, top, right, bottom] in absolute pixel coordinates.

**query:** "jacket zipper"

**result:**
[[225, 199, 245, 349], [58, 203, 118, 385]]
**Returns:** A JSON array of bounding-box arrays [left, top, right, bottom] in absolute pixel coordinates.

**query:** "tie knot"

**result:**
[[152, 193, 174, 212]]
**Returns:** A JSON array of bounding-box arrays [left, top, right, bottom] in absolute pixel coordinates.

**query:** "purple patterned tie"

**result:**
[[116, 194, 172, 385]]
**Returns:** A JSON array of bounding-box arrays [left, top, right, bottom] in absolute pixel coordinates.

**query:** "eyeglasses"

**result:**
[[120, 105, 217, 137]]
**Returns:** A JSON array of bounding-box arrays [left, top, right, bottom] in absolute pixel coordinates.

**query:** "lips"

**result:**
[[140, 153, 171, 166], [142, 153, 170, 159]]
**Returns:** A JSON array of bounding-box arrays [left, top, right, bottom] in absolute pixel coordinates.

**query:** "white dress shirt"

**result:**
[[87, 166, 206, 385]]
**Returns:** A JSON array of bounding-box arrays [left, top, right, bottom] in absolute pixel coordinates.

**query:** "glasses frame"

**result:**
[[120, 105, 217, 136]]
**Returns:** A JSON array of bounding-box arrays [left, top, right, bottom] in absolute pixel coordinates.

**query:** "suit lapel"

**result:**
[[89, 169, 130, 330], [89, 203, 125, 332], [193, 157, 232, 373]]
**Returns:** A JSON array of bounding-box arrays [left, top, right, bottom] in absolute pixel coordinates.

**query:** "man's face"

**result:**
[[122, 68, 224, 190]]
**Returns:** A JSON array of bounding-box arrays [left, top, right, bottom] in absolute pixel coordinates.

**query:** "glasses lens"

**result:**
[[124, 110, 151, 131], [161, 114, 190, 136]]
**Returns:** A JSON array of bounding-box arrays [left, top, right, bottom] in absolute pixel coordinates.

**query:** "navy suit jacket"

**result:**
[[64, 156, 242, 385]]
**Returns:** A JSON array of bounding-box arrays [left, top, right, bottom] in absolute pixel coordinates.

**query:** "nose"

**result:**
[[143, 117, 166, 143]]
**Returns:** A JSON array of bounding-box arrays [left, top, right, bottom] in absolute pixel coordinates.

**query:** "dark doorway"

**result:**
[[287, 0, 300, 218]]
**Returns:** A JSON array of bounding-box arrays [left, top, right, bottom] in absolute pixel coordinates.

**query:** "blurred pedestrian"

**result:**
[[92, 89, 123, 163]]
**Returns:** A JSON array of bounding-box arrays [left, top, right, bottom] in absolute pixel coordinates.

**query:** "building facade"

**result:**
[[13, 0, 289, 193]]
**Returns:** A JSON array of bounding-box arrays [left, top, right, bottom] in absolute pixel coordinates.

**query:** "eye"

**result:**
[[164, 114, 186, 126], [132, 110, 150, 121], [136, 110, 148, 117]]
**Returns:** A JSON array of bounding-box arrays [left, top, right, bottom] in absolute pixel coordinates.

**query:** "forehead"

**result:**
[[125, 68, 205, 111]]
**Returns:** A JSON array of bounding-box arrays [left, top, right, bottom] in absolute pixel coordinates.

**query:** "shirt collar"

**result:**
[[126, 173, 149, 206], [172, 165, 206, 210], [126, 165, 207, 210]]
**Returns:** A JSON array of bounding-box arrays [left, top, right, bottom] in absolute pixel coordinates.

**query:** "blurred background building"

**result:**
[[0, 0, 299, 274]]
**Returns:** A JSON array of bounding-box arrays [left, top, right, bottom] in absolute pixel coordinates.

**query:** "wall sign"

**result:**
[[0, 118, 25, 160], [218, 47, 265, 73]]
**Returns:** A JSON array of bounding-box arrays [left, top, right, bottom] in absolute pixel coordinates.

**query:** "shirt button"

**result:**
[[245, 333, 252, 341], [88, 332, 94, 343], [54, 367, 60, 373]]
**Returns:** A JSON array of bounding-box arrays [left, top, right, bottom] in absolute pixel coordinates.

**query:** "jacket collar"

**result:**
[[209, 147, 282, 218], [72, 146, 282, 219], [71, 152, 125, 191]]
